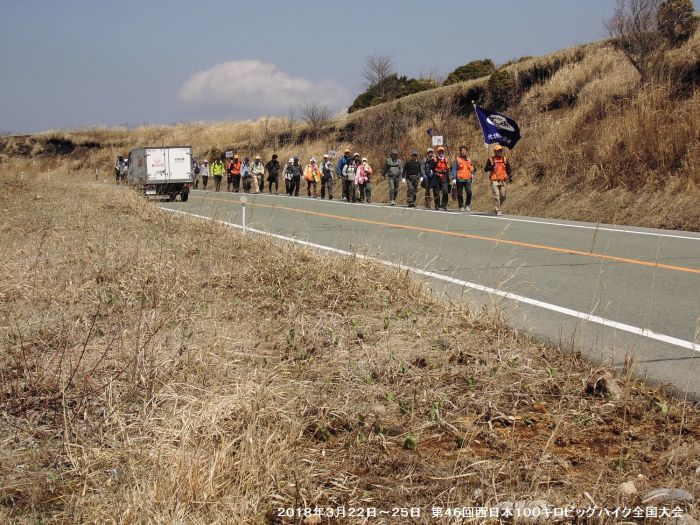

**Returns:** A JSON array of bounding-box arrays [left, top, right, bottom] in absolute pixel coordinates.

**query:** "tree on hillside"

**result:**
[[657, 0, 697, 46], [362, 54, 395, 89], [300, 103, 333, 138], [443, 59, 496, 86], [605, 0, 665, 83]]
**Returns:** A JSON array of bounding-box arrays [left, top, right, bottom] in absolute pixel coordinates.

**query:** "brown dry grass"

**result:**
[[0, 167, 698, 523]]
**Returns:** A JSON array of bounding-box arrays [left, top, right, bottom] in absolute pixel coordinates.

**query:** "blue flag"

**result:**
[[426, 128, 433, 137], [474, 106, 521, 148]]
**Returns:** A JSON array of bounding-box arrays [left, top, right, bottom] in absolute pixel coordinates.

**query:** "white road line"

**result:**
[[191, 190, 700, 241], [163, 207, 700, 353]]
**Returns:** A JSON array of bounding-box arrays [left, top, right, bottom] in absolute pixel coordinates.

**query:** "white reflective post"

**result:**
[[240, 195, 248, 233]]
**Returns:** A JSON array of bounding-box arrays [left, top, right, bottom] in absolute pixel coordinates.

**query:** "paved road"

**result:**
[[161, 190, 700, 398]]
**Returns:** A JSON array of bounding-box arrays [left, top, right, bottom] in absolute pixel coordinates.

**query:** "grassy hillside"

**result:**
[[1, 169, 699, 523], [1, 31, 699, 230]]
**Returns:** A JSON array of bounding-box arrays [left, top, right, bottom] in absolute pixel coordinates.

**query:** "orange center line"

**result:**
[[190, 195, 700, 275]]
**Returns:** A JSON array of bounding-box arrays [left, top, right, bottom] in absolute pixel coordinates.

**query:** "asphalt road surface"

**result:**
[[160, 189, 700, 399]]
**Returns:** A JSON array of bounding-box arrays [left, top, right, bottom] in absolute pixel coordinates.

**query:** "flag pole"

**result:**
[[472, 101, 490, 162]]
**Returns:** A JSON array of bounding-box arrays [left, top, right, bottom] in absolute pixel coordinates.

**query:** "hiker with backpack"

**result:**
[[433, 146, 450, 211], [265, 154, 280, 193], [342, 153, 361, 203], [251, 155, 264, 194], [451, 146, 477, 212], [304, 157, 321, 197], [422, 148, 438, 209], [356, 157, 373, 203], [211, 158, 225, 192], [283, 158, 295, 196], [383, 149, 403, 206], [192, 158, 201, 189], [200, 160, 210, 190], [337, 149, 352, 201], [484, 144, 512, 216], [241, 157, 253, 192], [402, 150, 423, 208], [320, 154, 334, 199]]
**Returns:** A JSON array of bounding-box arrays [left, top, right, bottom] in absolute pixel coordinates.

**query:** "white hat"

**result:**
[[288, 157, 294, 163], [310, 157, 316, 163], [361, 157, 367, 162]]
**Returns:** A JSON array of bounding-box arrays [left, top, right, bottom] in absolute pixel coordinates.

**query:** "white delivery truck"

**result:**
[[126, 146, 193, 201]]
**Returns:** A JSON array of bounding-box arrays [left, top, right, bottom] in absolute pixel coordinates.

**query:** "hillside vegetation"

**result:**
[[1, 29, 699, 230], [1, 169, 698, 523]]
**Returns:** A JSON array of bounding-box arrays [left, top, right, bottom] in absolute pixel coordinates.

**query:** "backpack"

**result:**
[[194, 164, 201, 175]]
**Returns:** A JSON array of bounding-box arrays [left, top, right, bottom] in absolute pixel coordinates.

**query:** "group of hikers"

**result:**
[[192, 144, 513, 215]]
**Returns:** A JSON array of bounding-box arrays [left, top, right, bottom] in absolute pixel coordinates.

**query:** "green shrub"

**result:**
[[444, 59, 496, 85], [487, 69, 515, 110], [658, 0, 697, 46]]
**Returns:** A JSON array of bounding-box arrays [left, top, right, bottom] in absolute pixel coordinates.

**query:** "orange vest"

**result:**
[[490, 156, 508, 181], [456, 157, 474, 180], [231, 161, 241, 175], [435, 156, 450, 180]]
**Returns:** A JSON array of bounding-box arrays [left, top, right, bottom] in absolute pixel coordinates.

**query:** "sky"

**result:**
[[0, 0, 616, 133]]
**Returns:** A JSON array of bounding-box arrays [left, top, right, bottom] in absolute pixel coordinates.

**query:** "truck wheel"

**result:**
[[181, 191, 189, 202]]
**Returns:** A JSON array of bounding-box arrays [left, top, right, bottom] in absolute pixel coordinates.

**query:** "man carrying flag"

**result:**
[[484, 144, 512, 216], [473, 104, 520, 215]]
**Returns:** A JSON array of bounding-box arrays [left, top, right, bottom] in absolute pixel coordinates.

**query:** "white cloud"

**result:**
[[179, 60, 351, 117]]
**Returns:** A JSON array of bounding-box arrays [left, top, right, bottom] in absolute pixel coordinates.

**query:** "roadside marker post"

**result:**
[[240, 195, 248, 233]]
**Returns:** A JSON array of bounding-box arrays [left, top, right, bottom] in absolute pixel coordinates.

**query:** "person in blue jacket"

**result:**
[[337, 148, 352, 201]]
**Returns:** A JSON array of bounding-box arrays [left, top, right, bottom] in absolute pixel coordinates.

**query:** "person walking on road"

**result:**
[[356, 157, 373, 203], [434, 146, 450, 211], [402, 150, 422, 208], [225, 157, 235, 191], [320, 154, 334, 200], [452, 146, 476, 212], [304, 157, 321, 197], [284, 158, 295, 196], [241, 157, 252, 192], [230, 155, 242, 192], [251, 155, 265, 194], [200, 159, 210, 190], [484, 144, 512, 216], [265, 154, 280, 193], [337, 149, 352, 201], [342, 153, 360, 203], [211, 158, 225, 192], [383, 149, 403, 206], [422, 148, 438, 209], [192, 158, 201, 189], [290, 156, 302, 196]]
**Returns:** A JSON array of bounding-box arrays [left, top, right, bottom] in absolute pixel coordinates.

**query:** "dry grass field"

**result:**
[[1, 167, 698, 523]]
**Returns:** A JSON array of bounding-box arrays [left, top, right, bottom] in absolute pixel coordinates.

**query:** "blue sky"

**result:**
[[0, 0, 615, 133]]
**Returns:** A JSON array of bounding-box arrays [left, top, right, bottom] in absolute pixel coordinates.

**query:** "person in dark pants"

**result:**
[[342, 153, 360, 202], [225, 158, 235, 191], [320, 154, 334, 199], [290, 156, 302, 196], [402, 150, 422, 208], [422, 148, 438, 209], [337, 149, 351, 201], [230, 155, 242, 192], [265, 154, 280, 193], [383, 148, 403, 205], [433, 146, 450, 211], [200, 160, 210, 190], [211, 158, 225, 192], [283, 158, 295, 195], [451, 146, 476, 211]]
